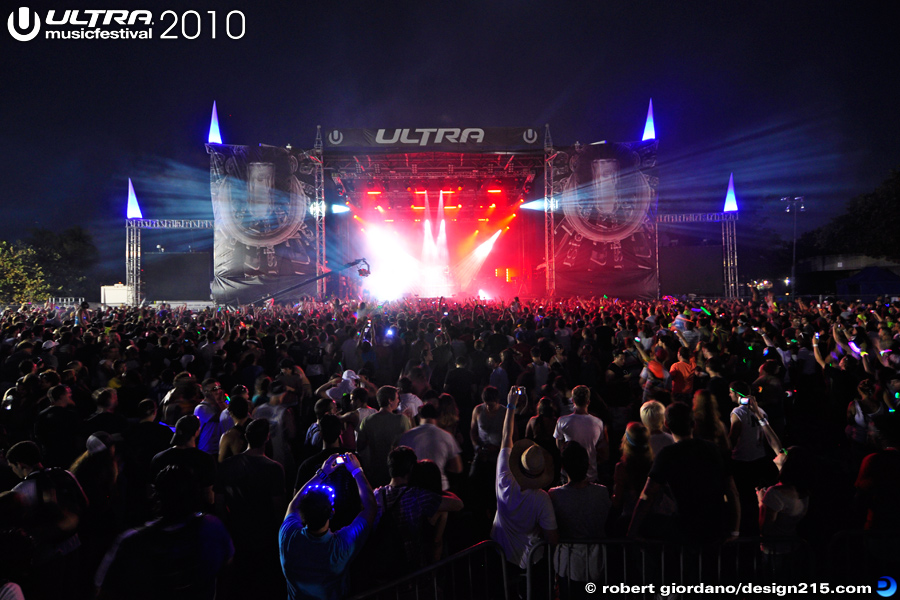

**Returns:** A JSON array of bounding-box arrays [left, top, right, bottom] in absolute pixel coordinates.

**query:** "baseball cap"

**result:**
[[171, 415, 201, 445], [86, 431, 120, 454]]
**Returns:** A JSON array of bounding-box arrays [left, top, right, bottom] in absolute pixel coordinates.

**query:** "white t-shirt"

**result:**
[[399, 393, 423, 418], [761, 484, 809, 538], [397, 423, 461, 490], [731, 405, 767, 462], [553, 412, 605, 483], [491, 448, 557, 569]]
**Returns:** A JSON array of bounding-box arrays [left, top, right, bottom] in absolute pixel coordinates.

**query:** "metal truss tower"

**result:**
[[124, 219, 215, 305], [126, 221, 141, 305], [543, 124, 556, 297], [656, 212, 740, 298], [722, 213, 739, 298], [314, 126, 326, 298]]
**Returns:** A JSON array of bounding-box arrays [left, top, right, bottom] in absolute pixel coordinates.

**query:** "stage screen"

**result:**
[[658, 246, 724, 296], [550, 140, 659, 299], [143, 253, 211, 301], [206, 144, 317, 305]]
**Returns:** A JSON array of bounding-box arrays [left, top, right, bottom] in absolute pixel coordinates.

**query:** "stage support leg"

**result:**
[[543, 124, 556, 297], [315, 126, 326, 298]]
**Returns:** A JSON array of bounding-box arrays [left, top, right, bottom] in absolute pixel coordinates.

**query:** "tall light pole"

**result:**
[[781, 196, 805, 298]]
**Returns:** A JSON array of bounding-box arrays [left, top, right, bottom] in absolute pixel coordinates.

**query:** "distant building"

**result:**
[[797, 254, 900, 300]]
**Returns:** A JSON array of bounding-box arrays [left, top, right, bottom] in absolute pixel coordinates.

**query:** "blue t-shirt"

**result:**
[[280, 512, 370, 600]]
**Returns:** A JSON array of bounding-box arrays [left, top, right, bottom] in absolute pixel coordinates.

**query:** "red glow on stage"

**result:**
[[487, 189, 502, 194], [367, 191, 382, 195]]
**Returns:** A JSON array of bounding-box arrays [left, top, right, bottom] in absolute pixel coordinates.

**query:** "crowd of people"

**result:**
[[0, 293, 898, 599]]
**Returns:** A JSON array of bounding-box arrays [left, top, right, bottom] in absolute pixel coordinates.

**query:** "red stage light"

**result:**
[[367, 191, 382, 195], [512, 213, 516, 217], [487, 189, 502, 194], [489, 204, 496, 208]]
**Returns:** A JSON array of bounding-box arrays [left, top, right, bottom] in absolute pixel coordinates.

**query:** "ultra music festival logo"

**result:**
[[7, 6, 246, 41]]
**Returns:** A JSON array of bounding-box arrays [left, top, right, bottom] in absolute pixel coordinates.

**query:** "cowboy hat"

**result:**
[[509, 439, 553, 490]]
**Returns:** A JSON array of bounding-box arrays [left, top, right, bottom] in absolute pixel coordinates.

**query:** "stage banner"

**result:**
[[550, 140, 658, 299], [206, 144, 317, 305], [323, 127, 542, 150]]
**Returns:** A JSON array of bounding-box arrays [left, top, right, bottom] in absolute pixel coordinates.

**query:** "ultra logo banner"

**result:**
[[324, 127, 541, 150]]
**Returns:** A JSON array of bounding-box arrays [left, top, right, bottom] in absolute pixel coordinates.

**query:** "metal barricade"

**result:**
[[525, 538, 814, 600], [826, 529, 900, 584], [347, 540, 509, 600]]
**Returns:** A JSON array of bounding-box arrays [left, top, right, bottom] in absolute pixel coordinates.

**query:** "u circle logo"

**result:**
[[328, 130, 343, 145], [8, 7, 40, 42], [523, 129, 538, 144]]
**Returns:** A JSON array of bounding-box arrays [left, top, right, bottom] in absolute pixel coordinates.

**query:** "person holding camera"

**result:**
[[729, 381, 778, 537], [280, 453, 376, 600], [492, 387, 558, 597]]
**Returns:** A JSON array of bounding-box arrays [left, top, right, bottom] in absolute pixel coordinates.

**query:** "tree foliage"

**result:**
[[798, 168, 900, 261], [0, 241, 50, 304], [24, 226, 99, 298]]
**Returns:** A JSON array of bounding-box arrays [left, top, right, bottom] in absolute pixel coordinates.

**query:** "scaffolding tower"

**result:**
[[655, 211, 739, 298], [543, 124, 556, 296], [314, 126, 326, 297], [125, 219, 215, 305]]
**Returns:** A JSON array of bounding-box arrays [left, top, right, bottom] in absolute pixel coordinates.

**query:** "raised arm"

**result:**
[[812, 335, 828, 369], [631, 337, 651, 364], [345, 452, 377, 526], [747, 395, 783, 456], [501, 389, 517, 450]]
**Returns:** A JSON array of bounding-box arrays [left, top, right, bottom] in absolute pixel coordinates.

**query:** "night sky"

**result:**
[[2, 1, 897, 275]]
